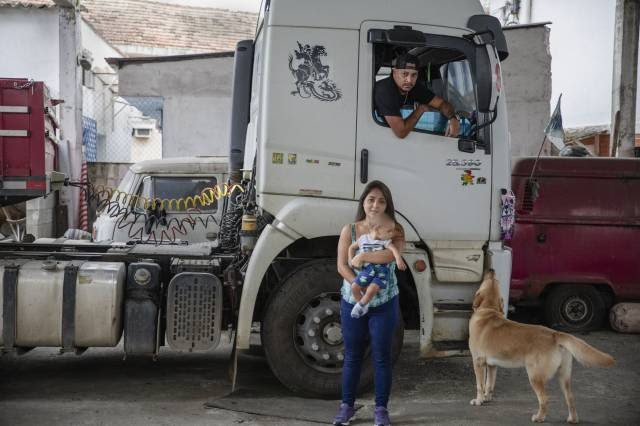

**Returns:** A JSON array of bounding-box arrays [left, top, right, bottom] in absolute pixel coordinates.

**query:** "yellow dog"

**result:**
[[468, 270, 614, 423]]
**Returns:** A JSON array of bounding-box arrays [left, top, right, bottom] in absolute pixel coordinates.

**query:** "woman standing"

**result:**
[[332, 180, 405, 426]]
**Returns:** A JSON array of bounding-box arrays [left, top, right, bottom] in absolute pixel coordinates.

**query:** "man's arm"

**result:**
[[428, 96, 460, 137], [383, 104, 430, 139]]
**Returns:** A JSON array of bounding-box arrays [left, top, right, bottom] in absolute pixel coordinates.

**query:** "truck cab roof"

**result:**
[[266, 0, 485, 30], [129, 156, 228, 175]]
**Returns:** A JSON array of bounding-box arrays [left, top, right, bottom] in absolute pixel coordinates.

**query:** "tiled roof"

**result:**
[[0, 0, 56, 7], [81, 0, 258, 53]]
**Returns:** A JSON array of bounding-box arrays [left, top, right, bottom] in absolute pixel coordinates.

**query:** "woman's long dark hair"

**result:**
[[355, 180, 396, 222]]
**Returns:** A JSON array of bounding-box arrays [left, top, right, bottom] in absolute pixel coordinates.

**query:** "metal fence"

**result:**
[[82, 81, 163, 163]]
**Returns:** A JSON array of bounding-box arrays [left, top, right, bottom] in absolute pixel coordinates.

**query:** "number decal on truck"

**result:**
[[446, 159, 482, 167]]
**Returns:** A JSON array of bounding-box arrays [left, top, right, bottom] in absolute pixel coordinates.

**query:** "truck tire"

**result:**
[[261, 259, 404, 398], [544, 284, 607, 331]]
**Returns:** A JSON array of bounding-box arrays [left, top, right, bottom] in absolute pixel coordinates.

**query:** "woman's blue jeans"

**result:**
[[340, 296, 399, 408]]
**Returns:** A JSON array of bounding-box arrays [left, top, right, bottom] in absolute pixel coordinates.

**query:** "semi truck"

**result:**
[[0, 0, 512, 397]]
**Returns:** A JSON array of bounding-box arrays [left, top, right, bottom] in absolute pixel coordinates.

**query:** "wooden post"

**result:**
[[611, 0, 640, 157]]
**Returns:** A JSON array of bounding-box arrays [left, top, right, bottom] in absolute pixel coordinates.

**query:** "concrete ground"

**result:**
[[0, 329, 639, 425]]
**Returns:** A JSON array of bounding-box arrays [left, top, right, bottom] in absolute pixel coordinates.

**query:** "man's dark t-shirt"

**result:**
[[374, 76, 435, 117]]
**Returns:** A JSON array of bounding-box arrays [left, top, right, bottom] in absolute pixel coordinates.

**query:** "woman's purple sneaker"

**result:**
[[333, 403, 356, 425], [374, 406, 391, 426]]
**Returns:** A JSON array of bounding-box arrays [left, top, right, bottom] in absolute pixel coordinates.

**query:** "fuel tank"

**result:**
[[0, 260, 125, 348]]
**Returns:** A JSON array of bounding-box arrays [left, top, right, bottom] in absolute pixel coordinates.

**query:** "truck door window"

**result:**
[[371, 35, 478, 138]]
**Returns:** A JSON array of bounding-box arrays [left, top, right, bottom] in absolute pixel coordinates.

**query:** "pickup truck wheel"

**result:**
[[544, 285, 606, 331], [261, 259, 404, 398]]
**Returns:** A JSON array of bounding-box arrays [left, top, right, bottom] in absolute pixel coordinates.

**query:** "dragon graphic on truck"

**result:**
[[289, 42, 342, 102]]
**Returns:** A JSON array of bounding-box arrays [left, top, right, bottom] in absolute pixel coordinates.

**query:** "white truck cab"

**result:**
[[232, 0, 512, 395], [92, 157, 228, 244]]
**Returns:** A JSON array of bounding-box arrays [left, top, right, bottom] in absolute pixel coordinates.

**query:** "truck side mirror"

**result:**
[[458, 138, 476, 154], [466, 15, 506, 115], [475, 45, 500, 113], [467, 15, 509, 61]]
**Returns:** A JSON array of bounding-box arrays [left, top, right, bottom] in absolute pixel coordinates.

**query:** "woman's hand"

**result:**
[[396, 257, 407, 271], [351, 254, 365, 269]]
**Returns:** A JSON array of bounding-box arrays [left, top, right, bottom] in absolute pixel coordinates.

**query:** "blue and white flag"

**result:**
[[545, 94, 565, 150]]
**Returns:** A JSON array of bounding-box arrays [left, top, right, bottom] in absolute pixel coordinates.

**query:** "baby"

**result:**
[[349, 214, 406, 318]]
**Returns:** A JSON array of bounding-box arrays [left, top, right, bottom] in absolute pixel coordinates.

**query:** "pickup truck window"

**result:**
[[130, 176, 218, 213]]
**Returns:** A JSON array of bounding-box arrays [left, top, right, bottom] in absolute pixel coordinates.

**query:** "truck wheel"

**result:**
[[544, 285, 606, 331], [261, 259, 404, 398]]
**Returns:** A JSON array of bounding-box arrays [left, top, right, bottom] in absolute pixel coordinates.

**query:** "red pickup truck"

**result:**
[[509, 157, 640, 331]]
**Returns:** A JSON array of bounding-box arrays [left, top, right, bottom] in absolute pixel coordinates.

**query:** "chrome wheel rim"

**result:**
[[294, 292, 344, 373]]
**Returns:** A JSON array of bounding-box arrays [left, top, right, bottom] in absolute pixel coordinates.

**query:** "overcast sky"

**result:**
[[158, 0, 263, 12]]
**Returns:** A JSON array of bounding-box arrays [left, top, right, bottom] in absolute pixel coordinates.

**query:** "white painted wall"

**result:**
[[0, 7, 61, 238], [502, 25, 552, 157], [487, 0, 621, 129], [0, 8, 60, 97], [81, 20, 122, 75], [117, 56, 233, 158]]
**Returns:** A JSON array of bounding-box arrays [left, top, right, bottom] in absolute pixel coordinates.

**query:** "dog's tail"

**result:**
[[555, 332, 615, 368]]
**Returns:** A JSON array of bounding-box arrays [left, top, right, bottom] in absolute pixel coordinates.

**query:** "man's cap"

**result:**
[[392, 54, 419, 70]]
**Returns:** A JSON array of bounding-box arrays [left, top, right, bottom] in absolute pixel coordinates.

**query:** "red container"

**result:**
[[508, 157, 640, 330], [0, 78, 60, 205]]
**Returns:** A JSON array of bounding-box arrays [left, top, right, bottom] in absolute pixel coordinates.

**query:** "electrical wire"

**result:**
[[67, 181, 245, 245]]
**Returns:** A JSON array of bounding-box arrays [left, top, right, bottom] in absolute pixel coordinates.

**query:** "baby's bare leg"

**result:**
[[359, 283, 380, 305], [351, 283, 363, 301]]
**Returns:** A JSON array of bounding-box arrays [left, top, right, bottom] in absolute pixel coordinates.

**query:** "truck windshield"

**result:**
[[153, 176, 218, 212], [111, 169, 136, 206]]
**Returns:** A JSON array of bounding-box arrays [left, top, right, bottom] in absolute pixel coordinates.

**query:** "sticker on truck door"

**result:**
[[461, 170, 475, 186], [288, 42, 341, 102]]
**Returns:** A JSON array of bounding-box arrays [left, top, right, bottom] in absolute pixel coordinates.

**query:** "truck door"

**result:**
[[356, 22, 492, 241]]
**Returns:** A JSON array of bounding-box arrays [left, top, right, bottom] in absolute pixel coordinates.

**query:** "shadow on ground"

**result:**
[[1, 327, 639, 425]]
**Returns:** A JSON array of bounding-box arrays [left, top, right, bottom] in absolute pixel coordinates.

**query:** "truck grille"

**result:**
[[166, 273, 222, 352]]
